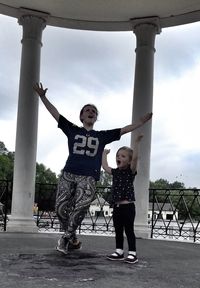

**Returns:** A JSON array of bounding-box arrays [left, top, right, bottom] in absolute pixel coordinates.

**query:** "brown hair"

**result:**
[[79, 104, 99, 123]]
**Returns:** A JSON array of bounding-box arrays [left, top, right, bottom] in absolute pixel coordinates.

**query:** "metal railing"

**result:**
[[150, 188, 200, 243], [0, 180, 12, 231], [1, 180, 200, 242], [34, 185, 114, 235]]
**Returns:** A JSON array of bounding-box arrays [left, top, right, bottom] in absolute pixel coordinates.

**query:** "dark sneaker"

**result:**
[[106, 252, 124, 261], [56, 237, 69, 255], [68, 240, 82, 250], [124, 254, 138, 264]]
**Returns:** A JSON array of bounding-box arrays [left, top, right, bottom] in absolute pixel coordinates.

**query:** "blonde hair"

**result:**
[[116, 146, 133, 161]]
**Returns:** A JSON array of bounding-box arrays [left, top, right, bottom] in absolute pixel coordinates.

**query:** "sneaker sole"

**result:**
[[55, 246, 68, 255], [124, 259, 138, 264], [106, 257, 125, 261]]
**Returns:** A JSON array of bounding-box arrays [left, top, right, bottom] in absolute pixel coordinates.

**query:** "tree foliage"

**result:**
[[149, 178, 200, 221], [149, 178, 185, 202], [150, 178, 185, 189], [0, 152, 14, 180], [0, 141, 58, 183], [36, 163, 58, 184], [98, 170, 112, 187], [0, 141, 8, 154]]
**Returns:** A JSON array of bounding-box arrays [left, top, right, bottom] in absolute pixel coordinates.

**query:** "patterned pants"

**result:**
[[55, 172, 96, 240]]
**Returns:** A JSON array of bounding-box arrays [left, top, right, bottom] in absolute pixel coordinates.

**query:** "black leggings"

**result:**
[[113, 203, 136, 251]]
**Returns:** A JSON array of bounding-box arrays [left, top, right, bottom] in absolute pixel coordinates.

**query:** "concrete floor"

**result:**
[[0, 232, 199, 288]]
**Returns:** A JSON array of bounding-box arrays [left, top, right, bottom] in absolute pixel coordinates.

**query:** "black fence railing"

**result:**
[[34, 185, 114, 235], [0, 180, 12, 231], [149, 188, 200, 243], [0, 180, 200, 243]]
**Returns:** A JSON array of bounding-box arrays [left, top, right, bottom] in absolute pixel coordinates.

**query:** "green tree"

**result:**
[[0, 153, 14, 180], [0, 141, 8, 154], [0, 141, 59, 213], [98, 170, 112, 187], [35, 163, 58, 211], [36, 163, 58, 184], [96, 170, 113, 205], [150, 178, 170, 189], [0, 141, 58, 184], [149, 179, 170, 203], [169, 181, 185, 189]]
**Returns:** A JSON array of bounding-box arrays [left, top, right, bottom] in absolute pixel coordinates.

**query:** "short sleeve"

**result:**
[[58, 115, 75, 136]]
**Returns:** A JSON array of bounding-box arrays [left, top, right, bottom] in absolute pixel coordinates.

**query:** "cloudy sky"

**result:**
[[1, 14, 200, 188]]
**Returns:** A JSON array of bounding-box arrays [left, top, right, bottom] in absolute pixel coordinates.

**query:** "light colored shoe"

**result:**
[[56, 237, 69, 255], [106, 252, 124, 261], [124, 254, 138, 264]]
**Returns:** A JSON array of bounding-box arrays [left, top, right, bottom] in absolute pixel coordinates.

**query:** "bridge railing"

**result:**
[[149, 188, 200, 243], [0, 180, 199, 242], [0, 180, 12, 231]]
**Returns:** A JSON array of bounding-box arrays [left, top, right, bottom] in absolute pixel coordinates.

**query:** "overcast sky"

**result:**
[[1, 14, 200, 188]]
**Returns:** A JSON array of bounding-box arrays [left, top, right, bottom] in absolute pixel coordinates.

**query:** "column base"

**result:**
[[6, 216, 38, 233], [135, 224, 150, 239]]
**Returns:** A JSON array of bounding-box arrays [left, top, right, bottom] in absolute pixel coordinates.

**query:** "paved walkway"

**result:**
[[0, 232, 199, 288]]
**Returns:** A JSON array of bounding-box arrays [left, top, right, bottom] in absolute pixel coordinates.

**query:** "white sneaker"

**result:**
[[56, 237, 69, 255]]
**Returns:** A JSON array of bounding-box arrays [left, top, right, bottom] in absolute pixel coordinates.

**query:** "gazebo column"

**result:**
[[131, 18, 161, 238], [7, 14, 46, 232]]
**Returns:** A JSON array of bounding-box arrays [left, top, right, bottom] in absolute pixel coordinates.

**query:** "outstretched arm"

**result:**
[[102, 149, 112, 175], [33, 83, 60, 122], [120, 112, 152, 136], [131, 133, 143, 173]]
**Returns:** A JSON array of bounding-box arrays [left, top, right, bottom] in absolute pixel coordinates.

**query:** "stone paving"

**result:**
[[0, 232, 199, 288]]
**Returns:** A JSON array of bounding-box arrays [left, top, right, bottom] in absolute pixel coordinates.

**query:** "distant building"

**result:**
[[89, 199, 178, 221], [89, 197, 112, 217], [148, 202, 178, 221]]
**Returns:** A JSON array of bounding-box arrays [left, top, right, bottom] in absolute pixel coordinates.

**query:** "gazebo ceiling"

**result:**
[[0, 0, 200, 31]]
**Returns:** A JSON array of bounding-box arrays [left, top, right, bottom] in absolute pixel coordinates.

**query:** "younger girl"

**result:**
[[102, 134, 143, 264]]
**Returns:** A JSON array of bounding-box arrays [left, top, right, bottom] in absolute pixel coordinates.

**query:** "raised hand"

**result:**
[[140, 112, 153, 125], [33, 82, 48, 98], [103, 149, 110, 155]]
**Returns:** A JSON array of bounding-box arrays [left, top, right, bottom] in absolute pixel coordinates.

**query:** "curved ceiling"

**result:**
[[0, 0, 200, 31]]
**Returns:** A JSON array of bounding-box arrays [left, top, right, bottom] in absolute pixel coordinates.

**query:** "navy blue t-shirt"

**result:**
[[58, 115, 121, 181]]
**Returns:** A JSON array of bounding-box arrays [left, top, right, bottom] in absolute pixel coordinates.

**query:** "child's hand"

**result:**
[[140, 112, 152, 124], [33, 82, 48, 98], [103, 149, 110, 155]]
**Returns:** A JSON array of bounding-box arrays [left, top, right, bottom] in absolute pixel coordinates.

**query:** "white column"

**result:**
[[131, 19, 161, 238], [7, 15, 46, 232]]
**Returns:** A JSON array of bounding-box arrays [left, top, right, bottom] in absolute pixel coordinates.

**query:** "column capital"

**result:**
[[18, 14, 46, 44], [131, 17, 161, 50], [131, 16, 161, 34]]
